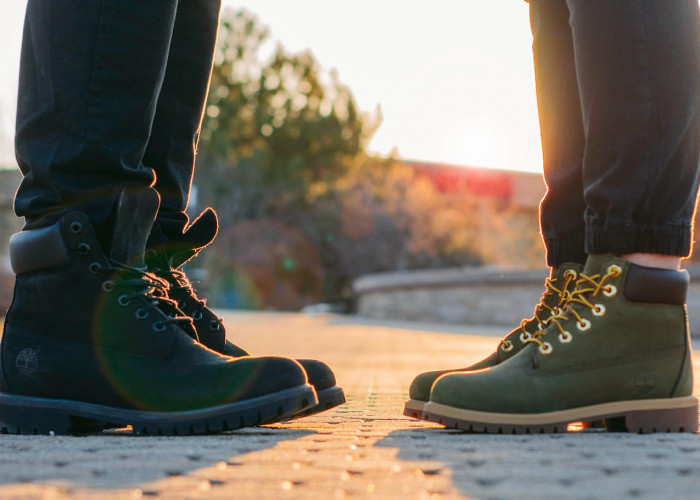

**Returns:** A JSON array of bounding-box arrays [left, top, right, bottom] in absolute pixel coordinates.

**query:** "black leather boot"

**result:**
[[147, 209, 346, 418], [0, 188, 316, 435]]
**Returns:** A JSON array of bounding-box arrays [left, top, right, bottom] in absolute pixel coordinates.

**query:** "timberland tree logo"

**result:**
[[15, 348, 39, 375], [634, 371, 657, 394]]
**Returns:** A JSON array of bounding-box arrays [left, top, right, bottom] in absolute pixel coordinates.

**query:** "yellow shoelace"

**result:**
[[499, 269, 579, 352], [524, 264, 622, 354]]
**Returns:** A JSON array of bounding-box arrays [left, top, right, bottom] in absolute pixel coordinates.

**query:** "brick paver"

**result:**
[[0, 312, 699, 499]]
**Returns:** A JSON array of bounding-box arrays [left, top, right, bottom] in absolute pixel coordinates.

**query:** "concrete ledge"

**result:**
[[354, 265, 700, 336]]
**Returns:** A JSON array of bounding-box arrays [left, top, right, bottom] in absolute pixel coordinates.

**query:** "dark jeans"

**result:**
[[531, 0, 700, 267], [14, 0, 220, 246]]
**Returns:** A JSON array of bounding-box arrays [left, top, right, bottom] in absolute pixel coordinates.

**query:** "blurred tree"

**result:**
[[196, 9, 375, 221]]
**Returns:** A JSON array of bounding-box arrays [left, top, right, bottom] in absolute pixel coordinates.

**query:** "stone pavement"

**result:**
[[0, 312, 700, 499]]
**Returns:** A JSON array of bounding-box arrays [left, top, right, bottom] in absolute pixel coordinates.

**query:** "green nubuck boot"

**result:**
[[422, 254, 698, 434], [146, 209, 346, 419], [403, 263, 582, 419], [0, 188, 316, 435]]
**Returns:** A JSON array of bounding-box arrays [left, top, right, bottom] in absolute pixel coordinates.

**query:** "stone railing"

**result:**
[[354, 265, 700, 337]]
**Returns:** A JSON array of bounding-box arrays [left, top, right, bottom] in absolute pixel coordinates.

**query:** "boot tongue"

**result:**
[[583, 253, 619, 276], [150, 208, 219, 269], [110, 187, 161, 267]]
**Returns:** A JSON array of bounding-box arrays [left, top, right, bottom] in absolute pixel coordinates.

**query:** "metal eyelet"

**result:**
[[209, 320, 221, 331], [564, 270, 577, 279], [192, 310, 203, 321], [607, 264, 622, 276], [603, 285, 617, 298], [135, 308, 148, 320], [558, 331, 572, 344], [539, 342, 553, 355], [501, 341, 514, 352], [89, 262, 102, 274], [592, 304, 606, 317], [118, 295, 131, 307], [78, 243, 90, 254], [152, 321, 166, 332], [519, 332, 531, 342], [70, 221, 83, 234], [176, 300, 186, 309], [577, 318, 591, 332], [101, 281, 114, 292]]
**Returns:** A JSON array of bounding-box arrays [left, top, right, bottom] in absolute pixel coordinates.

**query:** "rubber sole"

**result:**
[[403, 399, 426, 420], [0, 385, 317, 436], [422, 396, 699, 434], [288, 385, 346, 419]]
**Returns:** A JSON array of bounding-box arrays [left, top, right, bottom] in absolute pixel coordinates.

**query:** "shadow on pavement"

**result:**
[[375, 426, 700, 500], [0, 426, 315, 491]]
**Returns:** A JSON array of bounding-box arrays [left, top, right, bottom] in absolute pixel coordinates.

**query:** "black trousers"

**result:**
[[14, 0, 220, 245], [531, 0, 700, 267]]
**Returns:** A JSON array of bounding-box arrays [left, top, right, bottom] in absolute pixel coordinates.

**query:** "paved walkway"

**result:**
[[0, 312, 699, 499]]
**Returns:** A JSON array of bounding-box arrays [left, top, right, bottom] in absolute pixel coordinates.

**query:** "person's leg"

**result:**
[[14, 0, 177, 247], [532, 0, 588, 268], [142, 0, 221, 239], [422, 0, 700, 433], [2, 1, 316, 435], [570, 0, 700, 262]]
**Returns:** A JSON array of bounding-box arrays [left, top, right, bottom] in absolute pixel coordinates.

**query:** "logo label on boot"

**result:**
[[16, 348, 38, 375], [634, 371, 657, 394]]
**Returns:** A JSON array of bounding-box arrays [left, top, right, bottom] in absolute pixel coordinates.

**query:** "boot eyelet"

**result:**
[[592, 304, 606, 317], [577, 319, 591, 331], [102, 281, 114, 292], [558, 331, 572, 344], [519, 332, 531, 342], [70, 221, 83, 234], [145, 249, 157, 259], [501, 340, 514, 352], [177, 300, 185, 309], [209, 320, 221, 331], [135, 308, 148, 320], [192, 310, 203, 321], [118, 295, 131, 307], [564, 270, 577, 279], [78, 243, 91, 254], [89, 262, 102, 274], [603, 285, 617, 298], [539, 342, 553, 355], [607, 264, 622, 276], [152, 321, 166, 332]]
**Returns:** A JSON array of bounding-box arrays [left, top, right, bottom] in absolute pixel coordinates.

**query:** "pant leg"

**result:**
[[530, 0, 588, 268], [14, 0, 178, 246], [567, 0, 700, 257], [143, 0, 222, 239]]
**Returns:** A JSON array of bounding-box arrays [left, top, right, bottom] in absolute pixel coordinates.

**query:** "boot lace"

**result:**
[[157, 268, 224, 332], [93, 260, 194, 332], [500, 269, 578, 352], [524, 264, 622, 355]]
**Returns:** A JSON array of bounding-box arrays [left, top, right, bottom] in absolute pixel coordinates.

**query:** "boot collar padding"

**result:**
[[624, 263, 689, 305], [9, 222, 70, 275]]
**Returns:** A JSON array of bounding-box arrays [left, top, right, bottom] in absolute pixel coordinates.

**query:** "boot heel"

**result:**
[[621, 402, 699, 434], [0, 399, 106, 435]]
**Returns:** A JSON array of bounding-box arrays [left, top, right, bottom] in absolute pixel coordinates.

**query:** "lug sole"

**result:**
[[0, 385, 317, 436], [422, 396, 699, 434], [403, 399, 427, 419], [287, 385, 346, 419]]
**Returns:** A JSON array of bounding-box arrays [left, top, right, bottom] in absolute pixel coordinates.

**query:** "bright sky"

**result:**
[[0, 0, 541, 173]]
